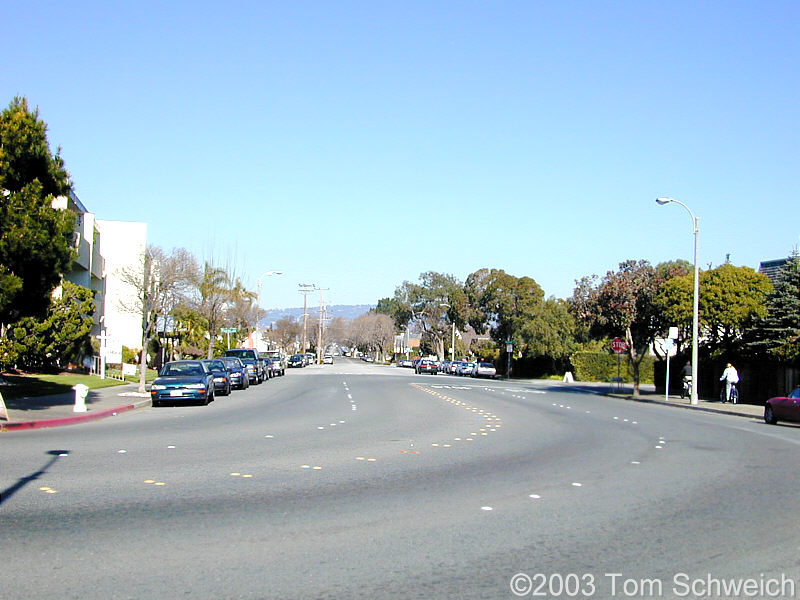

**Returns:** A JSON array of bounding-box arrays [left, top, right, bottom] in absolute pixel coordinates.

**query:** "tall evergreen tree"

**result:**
[[0, 97, 75, 326], [743, 251, 800, 364]]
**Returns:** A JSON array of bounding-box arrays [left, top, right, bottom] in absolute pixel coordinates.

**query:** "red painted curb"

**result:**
[[0, 404, 136, 432]]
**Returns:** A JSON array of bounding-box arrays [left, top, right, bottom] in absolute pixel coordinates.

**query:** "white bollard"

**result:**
[[72, 383, 89, 412], [563, 371, 574, 383]]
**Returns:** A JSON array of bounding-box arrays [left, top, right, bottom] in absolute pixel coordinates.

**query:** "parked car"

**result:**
[[200, 359, 232, 395], [363, 355, 375, 363], [265, 356, 284, 377], [261, 357, 274, 379], [448, 361, 464, 375], [150, 360, 215, 407], [225, 348, 267, 383], [416, 359, 438, 375], [397, 358, 414, 368], [219, 356, 249, 390], [239, 357, 262, 384], [288, 354, 305, 368], [261, 350, 286, 376], [457, 361, 476, 376], [471, 362, 497, 379], [323, 354, 334, 364], [225, 349, 266, 382], [764, 385, 800, 425]]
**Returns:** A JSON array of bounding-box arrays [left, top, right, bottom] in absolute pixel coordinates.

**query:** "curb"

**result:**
[[606, 393, 763, 420], [0, 399, 151, 432]]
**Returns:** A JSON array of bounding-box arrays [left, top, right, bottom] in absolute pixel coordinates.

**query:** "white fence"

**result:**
[[88, 356, 127, 381]]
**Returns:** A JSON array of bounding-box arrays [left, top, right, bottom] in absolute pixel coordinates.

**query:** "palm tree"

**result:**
[[198, 263, 232, 359]]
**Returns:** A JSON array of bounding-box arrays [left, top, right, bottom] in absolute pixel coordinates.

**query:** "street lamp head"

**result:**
[[655, 197, 674, 205]]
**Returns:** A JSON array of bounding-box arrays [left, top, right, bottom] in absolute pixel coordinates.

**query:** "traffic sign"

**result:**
[[221, 327, 238, 333], [610, 337, 627, 354]]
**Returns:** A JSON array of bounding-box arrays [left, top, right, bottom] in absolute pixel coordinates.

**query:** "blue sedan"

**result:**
[[150, 360, 215, 407]]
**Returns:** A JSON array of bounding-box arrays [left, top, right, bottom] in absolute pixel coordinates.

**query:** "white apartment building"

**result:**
[[54, 192, 147, 352], [96, 219, 147, 350]]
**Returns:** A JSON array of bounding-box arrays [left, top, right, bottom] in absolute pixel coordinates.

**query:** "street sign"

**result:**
[[505, 340, 514, 353], [611, 337, 627, 354], [221, 327, 238, 333]]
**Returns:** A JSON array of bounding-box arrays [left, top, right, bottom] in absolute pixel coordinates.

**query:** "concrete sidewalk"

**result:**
[[0, 382, 151, 432], [564, 380, 765, 420]]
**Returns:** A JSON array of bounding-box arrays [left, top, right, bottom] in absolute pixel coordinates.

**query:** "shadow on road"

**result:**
[[0, 450, 70, 507]]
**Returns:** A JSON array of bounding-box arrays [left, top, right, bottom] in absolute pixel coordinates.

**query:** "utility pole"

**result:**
[[298, 284, 315, 354], [316, 287, 329, 364]]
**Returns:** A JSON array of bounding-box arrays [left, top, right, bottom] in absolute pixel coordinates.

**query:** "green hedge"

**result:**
[[570, 351, 654, 384]]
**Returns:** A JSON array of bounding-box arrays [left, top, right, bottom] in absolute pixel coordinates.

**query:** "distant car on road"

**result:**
[[288, 354, 305, 368], [416, 359, 438, 375], [764, 386, 800, 425], [150, 360, 215, 407], [323, 355, 334, 364]]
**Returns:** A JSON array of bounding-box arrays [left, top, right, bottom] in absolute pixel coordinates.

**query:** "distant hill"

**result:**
[[259, 304, 374, 327]]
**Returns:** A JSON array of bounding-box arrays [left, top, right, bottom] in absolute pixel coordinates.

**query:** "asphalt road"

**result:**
[[2, 358, 800, 600]]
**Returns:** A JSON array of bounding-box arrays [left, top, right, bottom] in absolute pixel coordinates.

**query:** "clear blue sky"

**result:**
[[3, 1, 798, 309]]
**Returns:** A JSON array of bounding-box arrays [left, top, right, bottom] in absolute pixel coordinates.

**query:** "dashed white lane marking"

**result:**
[[481, 506, 493, 511]]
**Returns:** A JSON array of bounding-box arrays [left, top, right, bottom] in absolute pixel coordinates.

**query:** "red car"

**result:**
[[764, 386, 800, 425]]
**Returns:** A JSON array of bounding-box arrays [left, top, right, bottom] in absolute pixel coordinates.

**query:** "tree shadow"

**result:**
[[0, 450, 70, 507]]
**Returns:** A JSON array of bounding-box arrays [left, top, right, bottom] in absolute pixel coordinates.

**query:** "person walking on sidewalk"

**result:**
[[719, 363, 739, 403]]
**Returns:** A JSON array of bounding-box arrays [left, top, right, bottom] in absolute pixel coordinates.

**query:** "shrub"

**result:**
[[570, 351, 654, 383]]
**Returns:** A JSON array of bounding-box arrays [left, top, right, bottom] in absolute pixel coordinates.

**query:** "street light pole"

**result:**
[[656, 197, 700, 405]]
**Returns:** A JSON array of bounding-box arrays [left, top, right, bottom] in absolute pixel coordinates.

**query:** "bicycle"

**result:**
[[720, 382, 739, 404], [681, 376, 692, 399]]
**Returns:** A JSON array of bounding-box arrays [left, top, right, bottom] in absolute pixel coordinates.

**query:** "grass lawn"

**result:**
[[0, 372, 132, 400]]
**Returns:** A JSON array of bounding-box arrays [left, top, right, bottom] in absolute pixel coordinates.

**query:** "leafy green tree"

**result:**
[[700, 263, 772, 357], [519, 297, 577, 372], [10, 281, 95, 369], [743, 251, 800, 364], [656, 262, 772, 358], [465, 268, 545, 356], [383, 272, 467, 360], [570, 260, 662, 396], [0, 97, 75, 326]]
